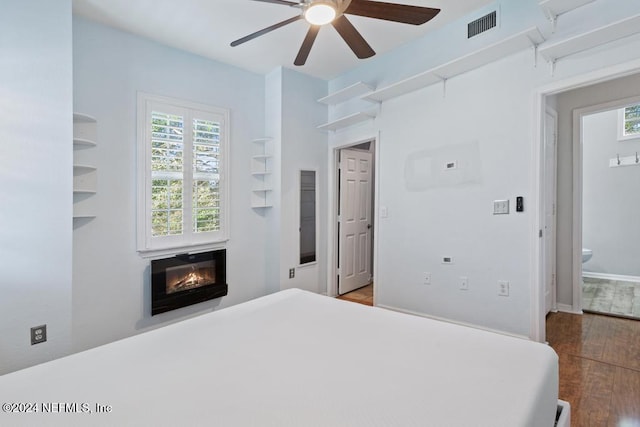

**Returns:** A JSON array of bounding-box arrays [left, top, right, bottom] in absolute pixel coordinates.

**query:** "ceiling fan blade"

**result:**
[[344, 0, 440, 25], [230, 15, 302, 47], [249, 0, 300, 6], [294, 26, 321, 66], [331, 15, 375, 59]]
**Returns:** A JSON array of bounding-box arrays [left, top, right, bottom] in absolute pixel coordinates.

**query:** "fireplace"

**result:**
[[151, 250, 227, 315]]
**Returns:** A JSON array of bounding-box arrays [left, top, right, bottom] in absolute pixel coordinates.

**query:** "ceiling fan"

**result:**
[[230, 0, 441, 66]]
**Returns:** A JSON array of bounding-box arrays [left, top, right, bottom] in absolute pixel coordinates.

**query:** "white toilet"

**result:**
[[582, 248, 593, 263]]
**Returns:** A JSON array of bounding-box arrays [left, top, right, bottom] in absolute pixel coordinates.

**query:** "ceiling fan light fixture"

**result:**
[[304, 2, 336, 26]]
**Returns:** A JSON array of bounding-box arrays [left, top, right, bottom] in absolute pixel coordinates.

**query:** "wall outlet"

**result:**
[[31, 324, 47, 345], [423, 272, 431, 285], [460, 276, 469, 290], [498, 280, 510, 296], [289, 268, 295, 279], [442, 257, 454, 264]]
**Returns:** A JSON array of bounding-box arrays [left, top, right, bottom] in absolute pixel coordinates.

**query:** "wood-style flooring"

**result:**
[[338, 288, 640, 426], [547, 311, 640, 426], [336, 284, 373, 306]]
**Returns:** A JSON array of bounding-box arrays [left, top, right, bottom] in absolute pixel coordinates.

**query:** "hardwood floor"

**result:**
[[336, 284, 373, 306], [547, 311, 640, 426]]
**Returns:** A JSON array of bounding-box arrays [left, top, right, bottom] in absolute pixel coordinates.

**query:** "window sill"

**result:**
[[618, 134, 640, 142], [138, 240, 228, 259]]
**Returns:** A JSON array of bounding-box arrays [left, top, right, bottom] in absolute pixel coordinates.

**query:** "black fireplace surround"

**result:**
[[151, 249, 227, 315]]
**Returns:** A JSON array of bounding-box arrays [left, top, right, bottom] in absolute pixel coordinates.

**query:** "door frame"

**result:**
[[532, 58, 640, 342], [543, 106, 558, 315], [327, 137, 378, 300], [571, 94, 640, 312]]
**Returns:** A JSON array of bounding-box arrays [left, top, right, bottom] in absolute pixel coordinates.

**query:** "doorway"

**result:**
[[534, 63, 640, 342], [332, 140, 376, 298], [578, 100, 640, 320]]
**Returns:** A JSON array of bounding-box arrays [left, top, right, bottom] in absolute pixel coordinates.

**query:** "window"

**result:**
[[137, 93, 229, 255], [619, 104, 640, 140]]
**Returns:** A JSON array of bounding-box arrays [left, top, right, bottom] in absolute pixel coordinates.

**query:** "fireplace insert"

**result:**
[[151, 250, 227, 315]]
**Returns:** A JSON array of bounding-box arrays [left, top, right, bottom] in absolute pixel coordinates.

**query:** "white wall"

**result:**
[[72, 17, 269, 353], [279, 69, 328, 293], [0, 0, 74, 374], [326, 0, 640, 337], [582, 109, 640, 276], [264, 68, 328, 293]]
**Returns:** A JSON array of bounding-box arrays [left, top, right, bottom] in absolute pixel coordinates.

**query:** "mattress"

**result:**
[[0, 289, 558, 426]]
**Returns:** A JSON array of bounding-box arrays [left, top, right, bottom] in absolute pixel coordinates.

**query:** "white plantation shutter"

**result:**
[[137, 93, 229, 255]]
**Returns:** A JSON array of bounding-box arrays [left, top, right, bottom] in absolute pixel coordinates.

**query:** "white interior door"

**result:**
[[543, 110, 558, 314], [338, 149, 372, 295]]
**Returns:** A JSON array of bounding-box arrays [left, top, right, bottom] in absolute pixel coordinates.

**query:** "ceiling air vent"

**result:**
[[468, 11, 497, 38]]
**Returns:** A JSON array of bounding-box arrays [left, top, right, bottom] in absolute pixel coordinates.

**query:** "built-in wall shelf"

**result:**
[[251, 138, 273, 209], [539, 13, 640, 63], [363, 27, 545, 103], [317, 110, 377, 131], [73, 112, 98, 221], [73, 137, 97, 147], [538, 0, 595, 19], [318, 82, 374, 105]]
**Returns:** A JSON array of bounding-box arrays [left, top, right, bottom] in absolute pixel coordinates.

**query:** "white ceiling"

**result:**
[[72, 0, 493, 80]]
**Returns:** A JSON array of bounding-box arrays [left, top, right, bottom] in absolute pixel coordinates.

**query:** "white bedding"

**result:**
[[0, 289, 558, 426]]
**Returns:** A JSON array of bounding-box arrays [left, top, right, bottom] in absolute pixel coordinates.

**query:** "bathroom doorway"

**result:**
[[580, 101, 640, 320]]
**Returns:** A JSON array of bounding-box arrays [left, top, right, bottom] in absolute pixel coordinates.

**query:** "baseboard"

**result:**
[[556, 303, 582, 315], [583, 272, 640, 282], [377, 304, 531, 341]]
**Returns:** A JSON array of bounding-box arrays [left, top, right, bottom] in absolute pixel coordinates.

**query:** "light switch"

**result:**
[[493, 200, 509, 215]]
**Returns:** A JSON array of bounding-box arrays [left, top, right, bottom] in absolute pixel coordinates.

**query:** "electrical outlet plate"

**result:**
[[423, 272, 431, 285], [31, 324, 47, 345], [289, 268, 295, 279], [460, 276, 469, 290], [498, 280, 510, 296]]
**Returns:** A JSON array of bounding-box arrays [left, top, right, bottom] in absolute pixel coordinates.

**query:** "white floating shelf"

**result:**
[[73, 189, 97, 195], [251, 170, 272, 176], [73, 137, 97, 147], [539, 13, 640, 63], [73, 164, 97, 172], [363, 27, 545, 103], [252, 154, 271, 160], [539, 0, 595, 17], [317, 110, 377, 131], [73, 112, 97, 123], [252, 137, 272, 143], [73, 214, 96, 219], [318, 82, 374, 105]]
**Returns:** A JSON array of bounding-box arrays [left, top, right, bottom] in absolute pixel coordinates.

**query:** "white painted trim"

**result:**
[[546, 107, 559, 314], [556, 303, 582, 315], [377, 304, 532, 341], [530, 81, 545, 343], [572, 107, 584, 313], [583, 272, 640, 282], [326, 135, 378, 298]]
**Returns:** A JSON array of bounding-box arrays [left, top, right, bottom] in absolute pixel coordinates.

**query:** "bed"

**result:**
[[0, 289, 562, 426]]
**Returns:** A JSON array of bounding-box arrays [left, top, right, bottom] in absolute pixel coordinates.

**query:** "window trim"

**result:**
[[136, 92, 230, 257], [617, 104, 640, 141]]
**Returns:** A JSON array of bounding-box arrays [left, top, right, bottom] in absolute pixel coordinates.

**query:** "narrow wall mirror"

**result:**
[[300, 170, 316, 264]]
